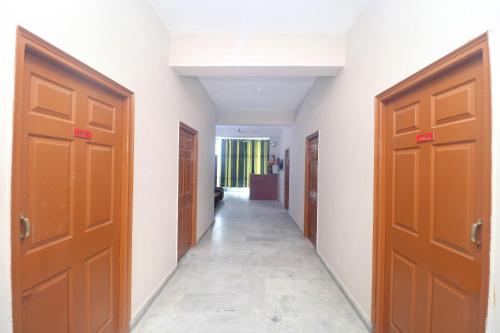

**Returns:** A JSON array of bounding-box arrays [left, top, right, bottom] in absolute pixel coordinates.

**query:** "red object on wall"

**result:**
[[416, 131, 434, 143], [74, 128, 92, 139]]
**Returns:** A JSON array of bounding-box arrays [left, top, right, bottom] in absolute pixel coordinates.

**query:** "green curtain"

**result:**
[[220, 139, 270, 188]]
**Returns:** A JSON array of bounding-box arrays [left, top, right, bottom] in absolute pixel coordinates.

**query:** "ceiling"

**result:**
[[147, 0, 370, 34], [200, 77, 315, 113], [148, 0, 369, 123]]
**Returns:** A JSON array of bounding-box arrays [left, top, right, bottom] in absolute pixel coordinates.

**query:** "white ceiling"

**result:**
[[147, 0, 369, 122], [148, 0, 370, 34], [200, 77, 315, 113]]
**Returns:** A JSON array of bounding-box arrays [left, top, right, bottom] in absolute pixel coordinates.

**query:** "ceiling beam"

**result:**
[[170, 33, 345, 77]]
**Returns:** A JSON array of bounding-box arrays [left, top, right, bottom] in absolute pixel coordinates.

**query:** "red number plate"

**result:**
[[416, 131, 434, 143], [74, 128, 92, 139]]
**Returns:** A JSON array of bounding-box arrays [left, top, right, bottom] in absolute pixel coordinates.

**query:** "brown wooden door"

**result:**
[[305, 133, 319, 246], [284, 149, 290, 209], [178, 124, 197, 261], [383, 55, 488, 332], [14, 51, 123, 332]]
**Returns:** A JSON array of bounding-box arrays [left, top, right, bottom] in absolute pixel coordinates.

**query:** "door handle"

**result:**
[[19, 214, 31, 241], [470, 218, 483, 248], [309, 191, 317, 201]]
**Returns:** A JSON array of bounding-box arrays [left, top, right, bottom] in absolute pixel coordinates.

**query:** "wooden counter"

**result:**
[[250, 174, 278, 200]]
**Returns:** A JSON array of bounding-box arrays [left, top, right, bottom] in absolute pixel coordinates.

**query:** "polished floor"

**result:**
[[132, 192, 368, 333]]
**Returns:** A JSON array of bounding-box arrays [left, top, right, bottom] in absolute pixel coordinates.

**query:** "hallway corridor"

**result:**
[[133, 194, 367, 332]]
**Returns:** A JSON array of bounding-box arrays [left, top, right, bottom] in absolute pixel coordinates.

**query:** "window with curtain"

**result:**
[[219, 139, 270, 188]]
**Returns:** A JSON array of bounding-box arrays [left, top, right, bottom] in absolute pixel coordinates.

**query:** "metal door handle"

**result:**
[[19, 214, 31, 241], [470, 218, 483, 248]]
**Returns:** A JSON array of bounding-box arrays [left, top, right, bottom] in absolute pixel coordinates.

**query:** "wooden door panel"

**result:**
[[86, 144, 114, 230], [310, 160, 318, 189], [16, 51, 123, 332], [429, 275, 472, 333], [389, 252, 417, 333], [178, 125, 197, 260], [21, 270, 70, 333], [394, 103, 420, 136], [308, 196, 317, 245], [393, 149, 420, 235], [383, 54, 486, 332], [186, 160, 193, 194], [20, 55, 78, 299], [80, 88, 122, 333], [179, 157, 185, 195], [431, 143, 475, 258], [183, 205, 192, 250], [12, 30, 134, 333], [305, 134, 318, 246], [85, 248, 113, 333], [432, 81, 475, 126], [284, 150, 290, 209], [29, 73, 76, 122], [88, 97, 115, 132], [26, 136, 73, 248]]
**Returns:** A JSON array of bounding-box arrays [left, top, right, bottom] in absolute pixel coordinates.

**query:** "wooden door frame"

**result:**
[[371, 33, 491, 332], [284, 149, 290, 209], [10, 27, 135, 333], [304, 131, 319, 239], [178, 122, 198, 252]]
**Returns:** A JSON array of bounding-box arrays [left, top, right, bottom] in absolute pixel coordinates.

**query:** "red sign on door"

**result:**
[[74, 128, 92, 139], [416, 131, 434, 143]]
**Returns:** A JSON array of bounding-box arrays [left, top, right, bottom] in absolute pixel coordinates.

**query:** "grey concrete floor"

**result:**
[[132, 192, 368, 333]]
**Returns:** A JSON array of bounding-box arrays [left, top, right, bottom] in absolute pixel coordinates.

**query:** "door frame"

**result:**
[[304, 131, 319, 240], [178, 122, 198, 255], [371, 33, 491, 332], [10, 27, 135, 333], [284, 149, 290, 209]]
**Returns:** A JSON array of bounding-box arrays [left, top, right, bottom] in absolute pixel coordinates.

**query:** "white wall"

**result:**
[[170, 33, 345, 76], [217, 110, 296, 126], [0, 0, 216, 331], [287, 0, 500, 329]]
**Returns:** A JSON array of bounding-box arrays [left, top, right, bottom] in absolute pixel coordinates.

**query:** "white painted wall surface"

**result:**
[[287, 0, 500, 328], [170, 33, 345, 76], [217, 110, 296, 126], [147, 0, 370, 35], [0, 1, 216, 331]]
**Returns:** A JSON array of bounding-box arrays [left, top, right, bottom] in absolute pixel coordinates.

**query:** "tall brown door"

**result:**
[[383, 53, 489, 332], [13, 51, 124, 332], [284, 149, 290, 209], [178, 123, 198, 261], [305, 133, 319, 246]]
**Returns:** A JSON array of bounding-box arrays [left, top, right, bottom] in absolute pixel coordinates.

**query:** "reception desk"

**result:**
[[250, 174, 278, 200]]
